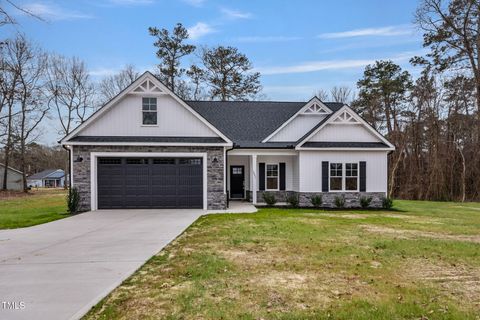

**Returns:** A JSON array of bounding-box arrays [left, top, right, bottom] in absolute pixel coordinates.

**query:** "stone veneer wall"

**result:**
[[72, 145, 226, 211], [252, 191, 385, 208]]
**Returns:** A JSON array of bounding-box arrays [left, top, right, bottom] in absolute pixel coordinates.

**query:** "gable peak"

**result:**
[[331, 109, 360, 124]]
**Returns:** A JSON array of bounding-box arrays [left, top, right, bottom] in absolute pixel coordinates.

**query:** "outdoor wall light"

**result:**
[[74, 155, 84, 163], [212, 157, 219, 164]]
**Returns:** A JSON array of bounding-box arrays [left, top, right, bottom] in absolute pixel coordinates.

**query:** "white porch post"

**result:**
[[251, 154, 257, 204]]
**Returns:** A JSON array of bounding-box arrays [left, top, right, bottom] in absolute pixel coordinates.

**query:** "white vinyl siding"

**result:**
[[81, 94, 218, 137], [308, 123, 379, 142], [299, 151, 388, 193]]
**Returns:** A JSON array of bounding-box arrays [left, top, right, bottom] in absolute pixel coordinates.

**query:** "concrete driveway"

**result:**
[[0, 209, 203, 320]]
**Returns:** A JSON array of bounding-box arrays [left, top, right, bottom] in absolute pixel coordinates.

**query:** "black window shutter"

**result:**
[[359, 161, 366, 192], [279, 163, 286, 190], [322, 161, 329, 192], [259, 163, 265, 191]]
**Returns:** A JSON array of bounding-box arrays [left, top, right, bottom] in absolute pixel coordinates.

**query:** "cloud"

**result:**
[[107, 0, 154, 5], [318, 25, 414, 39], [235, 36, 302, 43], [256, 52, 414, 75], [182, 0, 205, 7], [22, 3, 93, 21], [187, 22, 215, 40], [221, 8, 252, 19]]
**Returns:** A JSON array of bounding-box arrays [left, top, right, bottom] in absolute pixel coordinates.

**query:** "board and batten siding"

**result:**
[[257, 155, 296, 190], [270, 115, 327, 142], [309, 123, 379, 142], [298, 151, 388, 193], [81, 95, 218, 137]]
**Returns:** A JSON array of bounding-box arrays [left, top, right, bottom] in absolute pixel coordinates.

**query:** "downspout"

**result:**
[[62, 145, 72, 190], [225, 145, 235, 208]]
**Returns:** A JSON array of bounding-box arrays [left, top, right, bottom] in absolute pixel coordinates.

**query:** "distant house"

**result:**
[[27, 169, 66, 188], [0, 164, 24, 190]]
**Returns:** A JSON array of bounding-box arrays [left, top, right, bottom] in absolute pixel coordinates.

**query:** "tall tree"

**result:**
[[354, 60, 412, 134], [414, 0, 480, 131], [148, 23, 195, 92], [98, 64, 139, 104], [45, 54, 94, 137], [12, 37, 48, 191], [353, 60, 412, 197], [186, 65, 205, 100], [199, 46, 262, 101]]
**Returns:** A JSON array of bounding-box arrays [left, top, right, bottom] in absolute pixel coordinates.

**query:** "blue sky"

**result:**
[[4, 0, 424, 143]]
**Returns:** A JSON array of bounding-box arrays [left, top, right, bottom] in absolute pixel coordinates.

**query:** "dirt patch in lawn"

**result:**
[[361, 225, 480, 243], [250, 270, 374, 311], [405, 259, 480, 306]]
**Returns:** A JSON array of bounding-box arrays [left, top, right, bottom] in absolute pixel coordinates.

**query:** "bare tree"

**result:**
[[0, 37, 21, 190], [330, 86, 353, 103], [316, 89, 329, 101], [98, 64, 139, 104], [45, 54, 95, 137], [11, 36, 48, 191]]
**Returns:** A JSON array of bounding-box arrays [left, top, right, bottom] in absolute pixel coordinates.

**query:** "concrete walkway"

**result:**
[[0, 209, 203, 320]]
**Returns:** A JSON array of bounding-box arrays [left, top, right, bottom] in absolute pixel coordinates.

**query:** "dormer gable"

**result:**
[[263, 96, 333, 142]]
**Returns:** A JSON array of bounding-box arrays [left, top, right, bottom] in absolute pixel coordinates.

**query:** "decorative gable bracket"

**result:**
[[331, 110, 360, 124], [302, 102, 331, 115], [131, 79, 166, 95]]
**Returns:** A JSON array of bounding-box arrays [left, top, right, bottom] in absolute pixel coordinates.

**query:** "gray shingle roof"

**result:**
[[69, 136, 226, 143], [187, 100, 344, 148], [301, 142, 390, 148], [28, 169, 64, 180]]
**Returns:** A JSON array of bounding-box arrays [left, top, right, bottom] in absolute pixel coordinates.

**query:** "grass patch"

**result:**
[[0, 189, 68, 229], [84, 200, 480, 319]]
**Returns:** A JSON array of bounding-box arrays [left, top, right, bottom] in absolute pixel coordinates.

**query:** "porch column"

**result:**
[[251, 154, 257, 204]]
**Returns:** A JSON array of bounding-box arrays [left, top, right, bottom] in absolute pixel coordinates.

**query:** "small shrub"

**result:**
[[360, 196, 372, 209], [382, 197, 394, 209], [286, 193, 299, 208], [310, 194, 323, 208], [262, 192, 277, 206], [67, 187, 80, 214], [334, 195, 345, 208]]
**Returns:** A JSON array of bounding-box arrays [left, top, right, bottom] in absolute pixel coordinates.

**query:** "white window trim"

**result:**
[[141, 97, 158, 126], [328, 161, 359, 192], [265, 163, 279, 191], [90, 152, 208, 211]]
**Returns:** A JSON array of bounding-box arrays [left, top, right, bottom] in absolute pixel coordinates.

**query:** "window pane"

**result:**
[[142, 97, 157, 110], [330, 177, 342, 190], [346, 177, 358, 190], [143, 111, 157, 125], [346, 163, 358, 177], [330, 163, 342, 177], [267, 177, 278, 190], [266, 164, 278, 177]]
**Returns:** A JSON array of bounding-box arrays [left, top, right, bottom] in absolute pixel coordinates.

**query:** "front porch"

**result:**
[[227, 150, 298, 205]]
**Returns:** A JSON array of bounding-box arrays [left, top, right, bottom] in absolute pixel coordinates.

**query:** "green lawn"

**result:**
[[85, 200, 480, 320], [0, 189, 69, 229]]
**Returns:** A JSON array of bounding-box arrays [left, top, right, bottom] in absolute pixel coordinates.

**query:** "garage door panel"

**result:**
[[97, 157, 203, 209]]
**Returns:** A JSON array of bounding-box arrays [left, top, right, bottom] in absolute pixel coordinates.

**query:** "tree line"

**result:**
[[1, 0, 479, 202]]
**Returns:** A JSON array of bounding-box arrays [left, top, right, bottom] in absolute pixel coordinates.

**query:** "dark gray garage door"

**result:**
[[97, 157, 203, 209]]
